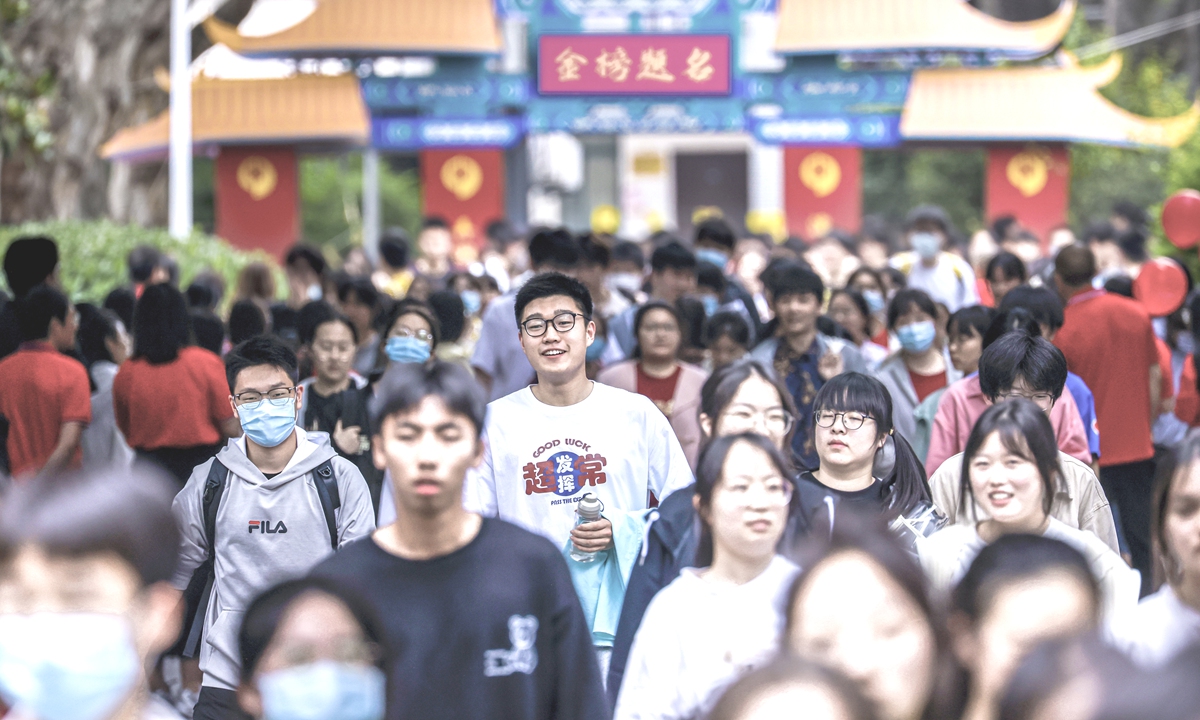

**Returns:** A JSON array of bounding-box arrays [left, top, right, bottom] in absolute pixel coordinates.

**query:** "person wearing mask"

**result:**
[[751, 264, 866, 471], [846, 267, 890, 349], [113, 284, 240, 485], [827, 289, 889, 370], [597, 301, 708, 467], [919, 400, 1139, 624], [613, 434, 801, 719], [610, 240, 699, 359], [607, 241, 647, 306], [170, 335, 375, 720], [704, 311, 751, 371], [889, 205, 979, 312], [575, 234, 630, 322], [947, 306, 995, 377], [311, 361, 607, 720], [465, 273, 693, 585], [1114, 436, 1200, 667], [873, 289, 959, 446], [472, 229, 581, 401], [298, 305, 382, 511], [706, 657, 878, 720], [606, 358, 800, 700], [0, 235, 60, 360], [77, 304, 135, 470], [928, 330, 1115, 551], [0, 285, 89, 479], [797, 372, 942, 546], [284, 244, 327, 309], [1053, 244, 1160, 589], [785, 514, 961, 720], [0, 466, 185, 720], [985, 252, 1027, 307], [337, 276, 384, 376], [694, 218, 765, 338], [374, 300, 440, 374], [236, 578, 386, 720]]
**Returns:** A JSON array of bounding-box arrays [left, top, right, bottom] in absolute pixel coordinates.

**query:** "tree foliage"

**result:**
[[0, 0, 53, 158]]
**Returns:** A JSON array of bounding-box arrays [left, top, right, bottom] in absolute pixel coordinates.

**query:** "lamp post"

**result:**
[[168, 0, 193, 239]]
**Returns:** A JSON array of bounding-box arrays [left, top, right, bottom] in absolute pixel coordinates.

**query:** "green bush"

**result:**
[[0, 220, 284, 306]]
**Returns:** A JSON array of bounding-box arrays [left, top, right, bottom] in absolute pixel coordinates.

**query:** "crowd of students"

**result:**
[[0, 202, 1198, 720]]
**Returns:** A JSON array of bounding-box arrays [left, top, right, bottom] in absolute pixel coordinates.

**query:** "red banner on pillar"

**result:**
[[421, 149, 505, 263], [986, 143, 1069, 250], [784, 146, 862, 242], [215, 146, 299, 261]]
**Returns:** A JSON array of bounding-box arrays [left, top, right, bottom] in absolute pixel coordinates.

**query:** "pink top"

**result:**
[[925, 374, 1092, 475]]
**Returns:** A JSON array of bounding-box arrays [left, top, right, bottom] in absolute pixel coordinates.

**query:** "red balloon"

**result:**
[[1162, 189, 1200, 249], [1134, 258, 1188, 317]]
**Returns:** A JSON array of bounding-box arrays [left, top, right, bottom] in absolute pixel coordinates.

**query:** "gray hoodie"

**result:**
[[170, 427, 376, 690]]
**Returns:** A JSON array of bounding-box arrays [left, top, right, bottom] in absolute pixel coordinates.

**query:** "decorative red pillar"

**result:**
[[215, 146, 300, 261], [985, 143, 1070, 250], [783, 146, 862, 241], [420, 149, 505, 264]]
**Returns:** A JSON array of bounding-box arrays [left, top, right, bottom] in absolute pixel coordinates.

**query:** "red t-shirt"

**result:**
[[112, 346, 235, 450], [1055, 290, 1157, 466], [908, 368, 947, 403], [636, 364, 682, 416], [0, 342, 92, 477]]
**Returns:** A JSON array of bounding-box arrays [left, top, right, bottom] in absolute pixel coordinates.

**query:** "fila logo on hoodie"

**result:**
[[247, 520, 288, 534]]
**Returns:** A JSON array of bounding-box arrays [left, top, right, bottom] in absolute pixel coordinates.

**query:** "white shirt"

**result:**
[[464, 382, 694, 549], [613, 556, 800, 720], [890, 251, 979, 312], [1113, 584, 1200, 668]]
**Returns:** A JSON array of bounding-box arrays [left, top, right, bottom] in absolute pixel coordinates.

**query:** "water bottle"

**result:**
[[569, 493, 605, 563]]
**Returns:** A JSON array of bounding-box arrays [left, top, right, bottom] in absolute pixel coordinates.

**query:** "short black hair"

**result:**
[[370, 360, 487, 437], [948, 305, 996, 341], [380, 227, 411, 270], [904, 204, 953, 234], [1103, 275, 1134, 298], [239, 577, 385, 683], [514, 272, 593, 324], [578, 235, 611, 268], [697, 262, 727, 295], [886, 288, 938, 330], [127, 244, 163, 284], [285, 244, 326, 277], [337, 275, 381, 312], [185, 281, 216, 310], [422, 216, 449, 231], [1117, 229, 1148, 263], [1111, 200, 1148, 229], [610, 240, 645, 268], [78, 304, 122, 367], [4, 235, 59, 298], [704, 310, 751, 349], [190, 310, 226, 355], [650, 241, 697, 274], [427, 290, 466, 344], [297, 301, 338, 347], [228, 300, 267, 345], [1054, 244, 1096, 287], [225, 334, 299, 393], [133, 283, 192, 365], [103, 286, 137, 330], [765, 264, 824, 303], [1082, 221, 1116, 245], [978, 328, 1068, 401], [0, 466, 179, 586], [986, 251, 1027, 283], [998, 286, 1064, 332], [695, 218, 736, 251], [16, 284, 70, 342], [528, 228, 581, 270]]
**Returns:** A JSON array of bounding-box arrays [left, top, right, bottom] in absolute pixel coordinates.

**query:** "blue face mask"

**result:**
[[237, 397, 298, 448], [586, 336, 607, 362], [0, 614, 140, 720], [385, 336, 431, 364], [460, 290, 482, 316], [259, 662, 386, 720], [862, 289, 886, 315], [896, 320, 937, 354], [701, 295, 720, 317], [695, 248, 729, 270], [910, 232, 941, 260]]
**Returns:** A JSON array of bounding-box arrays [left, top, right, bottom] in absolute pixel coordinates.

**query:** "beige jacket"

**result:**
[[928, 450, 1119, 553]]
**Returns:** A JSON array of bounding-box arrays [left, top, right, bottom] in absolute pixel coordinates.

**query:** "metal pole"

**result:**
[[362, 148, 381, 263], [169, 0, 193, 239]]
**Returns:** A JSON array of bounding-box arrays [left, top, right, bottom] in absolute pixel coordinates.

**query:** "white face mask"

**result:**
[[910, 232, 941, 260], [607, 273, 643, 295]]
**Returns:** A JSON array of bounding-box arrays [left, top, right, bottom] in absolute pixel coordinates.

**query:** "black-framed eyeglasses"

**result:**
[[520, 312, 588, 337], [814, 410, 875, 430], [996, 391, 1055, 410], [233, 386, 297, 408]]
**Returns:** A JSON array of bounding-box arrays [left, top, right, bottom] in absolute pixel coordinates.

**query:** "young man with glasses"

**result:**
[[170, 335, 375, 720], [926, 329, 1118, 552]]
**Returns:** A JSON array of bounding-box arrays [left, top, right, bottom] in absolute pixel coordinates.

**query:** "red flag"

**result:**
[[784, 146, 862, 242]]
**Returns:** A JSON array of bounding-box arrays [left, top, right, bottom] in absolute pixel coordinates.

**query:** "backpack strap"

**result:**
[[202, 458, 228, 555], [183, 459, 228, 658], [312, 458, 341, 550]]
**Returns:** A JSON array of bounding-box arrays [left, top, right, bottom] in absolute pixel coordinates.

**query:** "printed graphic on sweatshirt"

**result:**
[[484, 615, 539, 677], [247, 520, 288, 534], [523, 438, 608, 502]]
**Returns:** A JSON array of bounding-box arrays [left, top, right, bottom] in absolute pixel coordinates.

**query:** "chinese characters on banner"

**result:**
[[783, 146, 863, 241], [985, 144, 1069, 251], [420, 149, 505, 261], [215, 146, 299, 262], [539, 35, 730, 95]]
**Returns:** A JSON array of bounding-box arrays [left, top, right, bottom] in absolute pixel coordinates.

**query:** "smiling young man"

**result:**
[[311, 361, 607, 720], [170, 335, 375, 720], [465, 273, 693, 560]]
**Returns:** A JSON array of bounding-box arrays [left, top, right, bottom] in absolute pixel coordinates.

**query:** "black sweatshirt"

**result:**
[[311, 518, 609, 720]]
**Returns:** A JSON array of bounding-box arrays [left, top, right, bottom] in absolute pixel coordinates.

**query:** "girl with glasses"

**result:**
[[614, 433, 800, 720], [372, 300, 440, 375]]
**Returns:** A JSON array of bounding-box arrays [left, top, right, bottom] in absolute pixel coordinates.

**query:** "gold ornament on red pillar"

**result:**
[[236, 156, 278, 200], [799, 152, 842, 199], [1006, 148, 1050, 198], [440, 155, 483, 201]]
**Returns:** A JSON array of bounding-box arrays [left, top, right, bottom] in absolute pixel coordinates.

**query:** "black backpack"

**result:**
[[181, 456, 340, 658]]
